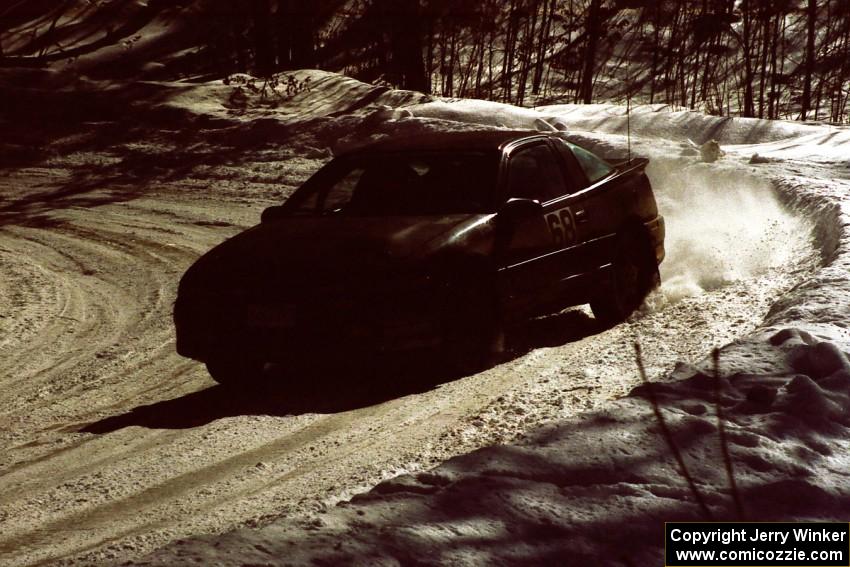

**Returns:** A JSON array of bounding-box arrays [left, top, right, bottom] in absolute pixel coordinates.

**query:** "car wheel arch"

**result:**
[[591, 217, 660, 326]]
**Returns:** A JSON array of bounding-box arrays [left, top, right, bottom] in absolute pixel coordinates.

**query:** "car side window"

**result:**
[[565, 141, 614, 184], [506, 144, 569, 202], [552, 138, 590, 188], [320, 167, 365, 211]]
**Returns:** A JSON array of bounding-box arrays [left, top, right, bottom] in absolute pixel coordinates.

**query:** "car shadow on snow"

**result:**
[[80, 356, 451, 433], [81, 310, 602, 433]]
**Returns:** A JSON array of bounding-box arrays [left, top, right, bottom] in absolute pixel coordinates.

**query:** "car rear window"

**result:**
[[284, 151, 500, 216]]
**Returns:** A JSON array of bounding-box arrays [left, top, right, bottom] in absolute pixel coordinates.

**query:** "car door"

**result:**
[[550, 138, 620, 275], [498, 140, 580, 312]]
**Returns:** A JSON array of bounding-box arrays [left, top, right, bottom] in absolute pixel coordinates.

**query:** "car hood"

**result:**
[[180, 214, 481, 294]]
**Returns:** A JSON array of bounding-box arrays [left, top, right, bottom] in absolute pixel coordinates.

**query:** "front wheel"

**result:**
[[205, 356, 265, 386], [590, 232, 659, 327]]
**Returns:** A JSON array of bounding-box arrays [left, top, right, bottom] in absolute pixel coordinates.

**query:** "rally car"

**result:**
[[174, 130, 665, 384]]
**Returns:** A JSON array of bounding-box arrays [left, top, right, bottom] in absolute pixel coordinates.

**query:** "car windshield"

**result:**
[[282, 151, 500, 216]]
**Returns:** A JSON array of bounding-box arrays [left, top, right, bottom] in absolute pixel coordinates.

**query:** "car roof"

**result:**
[[344, 130, 550, 155]]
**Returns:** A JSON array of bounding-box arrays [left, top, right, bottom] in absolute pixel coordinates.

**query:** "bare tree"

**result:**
[[801, 0, 817, 119]]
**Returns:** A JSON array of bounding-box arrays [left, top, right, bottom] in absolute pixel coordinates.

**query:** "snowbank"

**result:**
[[536, 103, 824, 145], [129, 77, 850, 565], [130, 346, 850, 566]]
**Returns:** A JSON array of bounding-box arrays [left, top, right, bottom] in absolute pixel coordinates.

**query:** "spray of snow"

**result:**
[[646, 159, 810, 304]]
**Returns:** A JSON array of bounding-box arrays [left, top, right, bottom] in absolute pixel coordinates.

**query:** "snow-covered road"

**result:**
[[0, 71, 838, 566]]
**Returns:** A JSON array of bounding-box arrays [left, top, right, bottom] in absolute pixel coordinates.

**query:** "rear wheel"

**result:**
[[591, 231, 659, 327], [205, 356, 265, 386]]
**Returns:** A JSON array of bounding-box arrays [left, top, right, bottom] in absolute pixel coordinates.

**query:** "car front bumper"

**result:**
[[174, 283, 442, 363]]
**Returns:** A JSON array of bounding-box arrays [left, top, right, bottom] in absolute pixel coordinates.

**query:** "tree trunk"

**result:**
[[502, 0, 518, 102], [460, 37, 479, 97], [757, 9, 770, 118], [580, 0, 602, 104], [475, 24, 485, 97], [801, 0, 816, 120], [487, 26, 495, 99], [386, 0, 428, 92], [251, 0, 274, 76], [277, 0, 315, 69], [532, 0, 554, 95], [517, 3, 537, 105], [447, 27, 458, 96], [665, 4, 682, 106], [649, 2, 660, 104], [741, 0, 755, 116], [837, 5, 850, 121], [425, 13, 435, 93]]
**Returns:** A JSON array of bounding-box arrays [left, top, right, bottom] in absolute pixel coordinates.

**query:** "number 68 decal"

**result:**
[[546, 206, 576, 247]]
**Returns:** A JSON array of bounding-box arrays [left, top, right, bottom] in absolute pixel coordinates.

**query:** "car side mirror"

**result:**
[[498, 198, 542, 224], [261, 205, 286, 224]]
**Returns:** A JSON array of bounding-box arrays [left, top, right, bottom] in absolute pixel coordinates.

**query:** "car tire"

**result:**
[[590, 230, 659, 327], [440, 275, 501, 374], [205, 356, 265, 386]]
